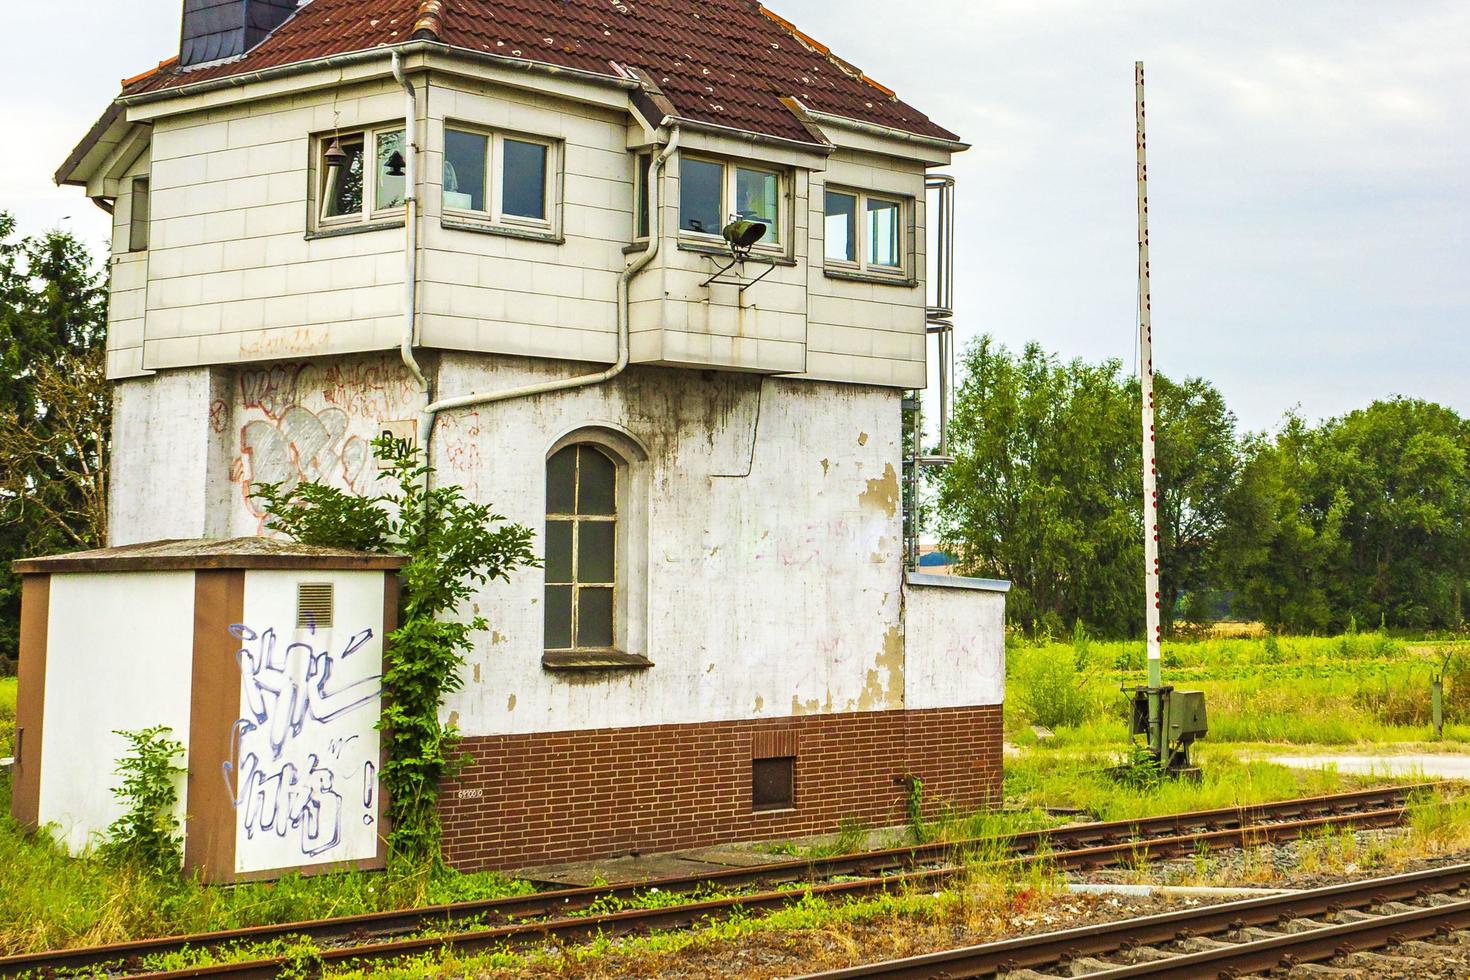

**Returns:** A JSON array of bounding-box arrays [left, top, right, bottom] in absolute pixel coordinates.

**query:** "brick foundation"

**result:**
[[440, 705, 1004, 871]]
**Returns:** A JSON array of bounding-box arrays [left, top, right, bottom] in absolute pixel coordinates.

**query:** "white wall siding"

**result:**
[[902, 576, 1007, 710], [37, 572, 196, 855], [110, 367, 233, 545]]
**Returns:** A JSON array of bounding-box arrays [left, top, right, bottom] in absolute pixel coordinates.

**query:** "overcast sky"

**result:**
[[6, 1, 1466, 431]]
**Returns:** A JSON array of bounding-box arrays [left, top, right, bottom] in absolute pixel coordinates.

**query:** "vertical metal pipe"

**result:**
[[1136, 62, 1164, 763]]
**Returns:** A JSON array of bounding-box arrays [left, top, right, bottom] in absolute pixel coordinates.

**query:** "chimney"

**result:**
[[179, 0, 300, 68]]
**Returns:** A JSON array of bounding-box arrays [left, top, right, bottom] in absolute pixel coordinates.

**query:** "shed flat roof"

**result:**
[[13, 538, 405, 574]]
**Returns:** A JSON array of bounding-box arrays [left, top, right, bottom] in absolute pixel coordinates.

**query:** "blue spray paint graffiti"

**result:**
[[224, 624, 382, 859]]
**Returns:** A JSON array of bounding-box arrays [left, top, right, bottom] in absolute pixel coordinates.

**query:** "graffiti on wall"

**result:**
[[224, 623, 382, 865], [227, 356, 422, 534]]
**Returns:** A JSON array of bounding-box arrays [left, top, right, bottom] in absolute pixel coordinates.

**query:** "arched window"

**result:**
[[544, 443, 619, 652]]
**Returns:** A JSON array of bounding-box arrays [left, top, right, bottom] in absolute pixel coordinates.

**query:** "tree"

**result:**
[[1222, 400, 1469, 633], [936, 336, 1141, 636], [0, 213, 109, 667], [936, 336, 1242, 637], [1154, 375, 1240, 628]]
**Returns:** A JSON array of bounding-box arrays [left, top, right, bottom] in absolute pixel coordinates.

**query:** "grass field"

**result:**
[[1007, 631, 1470, 752], [0, 676, 14, 759]]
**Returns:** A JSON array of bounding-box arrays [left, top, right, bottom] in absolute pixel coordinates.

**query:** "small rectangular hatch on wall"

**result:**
[[296, 582, 334, 630]]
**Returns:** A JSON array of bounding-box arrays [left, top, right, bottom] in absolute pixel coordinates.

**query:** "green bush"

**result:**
[[98, 726, 185, 875], [1011, 648, 1098, 729]]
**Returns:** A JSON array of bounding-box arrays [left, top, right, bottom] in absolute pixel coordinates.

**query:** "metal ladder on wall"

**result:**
[[903, 175, 957, 571]]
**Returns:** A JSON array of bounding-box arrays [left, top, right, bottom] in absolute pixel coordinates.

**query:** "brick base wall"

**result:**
[[440, 705, 1004, 871]]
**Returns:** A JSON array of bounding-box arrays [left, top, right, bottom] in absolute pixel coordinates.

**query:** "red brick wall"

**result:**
[[440, 705, 1003, 871]]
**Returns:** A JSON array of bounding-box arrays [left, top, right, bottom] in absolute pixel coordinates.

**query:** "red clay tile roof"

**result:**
[[122, 0, 959, 144]]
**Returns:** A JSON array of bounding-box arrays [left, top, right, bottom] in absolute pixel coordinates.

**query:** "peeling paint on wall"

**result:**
[[859, 463, 901, 518], [854, 625, 905, 711]]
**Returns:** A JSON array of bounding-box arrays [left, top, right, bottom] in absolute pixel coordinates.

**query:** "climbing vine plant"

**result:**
[[253, 437, 536, 866]]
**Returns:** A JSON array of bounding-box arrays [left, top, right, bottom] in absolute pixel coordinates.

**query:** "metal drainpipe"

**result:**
[[414, 124, 681, 454], [391, 52, 429, 398]]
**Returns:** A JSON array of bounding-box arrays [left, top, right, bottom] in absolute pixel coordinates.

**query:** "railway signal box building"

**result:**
[[47, 0, 1009, 872]]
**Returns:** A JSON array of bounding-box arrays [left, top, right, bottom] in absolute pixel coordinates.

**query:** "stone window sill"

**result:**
[[822, 266, 917, 288], [542, 651, 653, 672], [441, 218, 563, 245], [305, 220, 405, 241]]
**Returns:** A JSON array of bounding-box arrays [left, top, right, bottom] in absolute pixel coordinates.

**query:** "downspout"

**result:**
[[414, 124, 680, 452], [391, 51, 429, 397]]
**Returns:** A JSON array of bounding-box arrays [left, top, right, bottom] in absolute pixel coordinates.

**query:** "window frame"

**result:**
[[544, 443, 620, 655], [127, 177, 150, 253], [822, 184, 913, 281], [540, 427, 651, 672], [441, 121, 560, 236], [677, 153, 789, 255], [312, 124, 408, 230], [633, 151, 653, 242]]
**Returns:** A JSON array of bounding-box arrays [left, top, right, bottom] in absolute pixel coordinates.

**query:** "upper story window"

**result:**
[[127, 178, 150, 252], [679, 155, 785, 250], [443, 124, 559, 236], [824, 187, 910, 279], [316, 126, 406, 228]]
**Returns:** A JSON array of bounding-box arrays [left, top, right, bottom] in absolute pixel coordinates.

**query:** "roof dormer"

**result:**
[[180, 0, 300, 68]]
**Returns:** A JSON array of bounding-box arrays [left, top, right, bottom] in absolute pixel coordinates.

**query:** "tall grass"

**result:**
[[1006, 632, 1470, 749], [0, 677, 15, 758], [0, 785, 532, 955]]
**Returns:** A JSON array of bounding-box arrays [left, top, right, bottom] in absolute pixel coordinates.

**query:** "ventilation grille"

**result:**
[[296, 582, 334, 631]]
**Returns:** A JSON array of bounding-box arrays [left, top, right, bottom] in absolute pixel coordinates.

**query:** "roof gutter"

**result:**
[[660, 114, 832, 156], [798, 104, 970, 152], [116, 40, 639, 109]]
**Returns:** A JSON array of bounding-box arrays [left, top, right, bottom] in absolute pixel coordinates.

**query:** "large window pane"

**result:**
[[578, 587, 614, 648], [321, 136, 365, 218], [444, 129, 487, 212], [546, 446, 576, 514], [502, 138, 547, 220], [734, 167, 779, 243], [375, 130, 407, 211], [867, 197, 902, 268], [577, 522, 616, 584], [824, 190, 856, 263], [679, 157, 723, 235], [577, 446, 617, 515], [545, 521, 573, 583], [544, 585, 573, 649]]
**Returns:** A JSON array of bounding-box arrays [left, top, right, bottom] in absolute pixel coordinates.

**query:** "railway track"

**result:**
[[794, 861, 1470, 979], [0, 782, 1442, 978]]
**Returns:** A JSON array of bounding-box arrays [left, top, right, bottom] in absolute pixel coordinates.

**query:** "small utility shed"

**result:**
[[11, 538, 403, 882]]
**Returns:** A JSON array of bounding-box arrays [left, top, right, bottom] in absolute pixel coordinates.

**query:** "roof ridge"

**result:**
[[412, 0, 445, 40]]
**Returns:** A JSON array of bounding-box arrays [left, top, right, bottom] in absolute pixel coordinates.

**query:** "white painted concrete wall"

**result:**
[[38, 572, 195, 855], [902, 574, 1008, 710], [107, 351, 1007, 738], [109, 366, 235, 546], [231, 570, 385, 874]]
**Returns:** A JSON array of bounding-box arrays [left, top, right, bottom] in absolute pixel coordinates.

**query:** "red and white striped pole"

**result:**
[[1136, 63, 1164, 724]]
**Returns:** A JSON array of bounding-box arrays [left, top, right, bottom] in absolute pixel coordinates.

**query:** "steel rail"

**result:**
[[791, 861, 1470, 979], [0, 783, 1437, 978], [111, 807, 1415, 978]]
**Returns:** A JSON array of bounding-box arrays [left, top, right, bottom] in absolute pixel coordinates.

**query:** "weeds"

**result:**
[[98, 726, 186, 875]]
